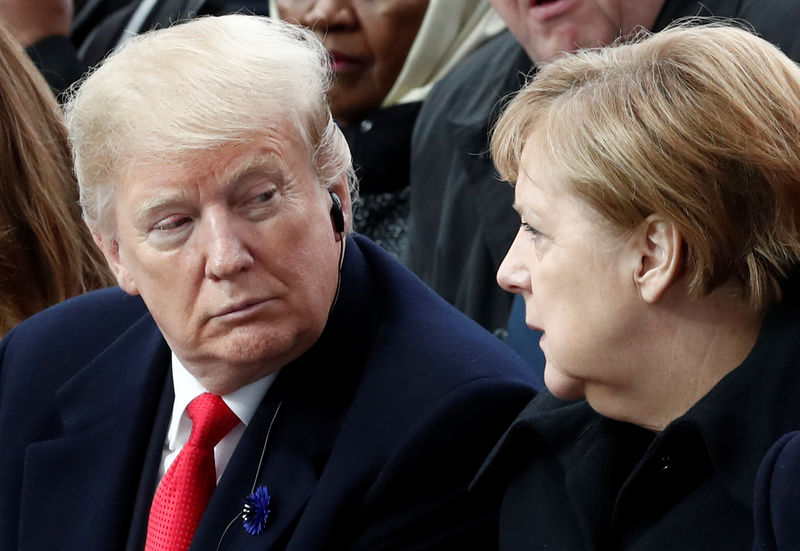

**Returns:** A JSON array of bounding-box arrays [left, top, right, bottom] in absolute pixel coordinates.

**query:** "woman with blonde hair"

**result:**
[[478, 23, 800, 549], [0, 21, 112, 336]]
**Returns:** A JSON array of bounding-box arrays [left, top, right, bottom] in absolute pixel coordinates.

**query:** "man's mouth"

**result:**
[[215, 299, 269, 318]]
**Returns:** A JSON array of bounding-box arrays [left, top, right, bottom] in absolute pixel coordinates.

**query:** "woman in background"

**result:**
[[479, 23, 800, 549], [0, 21, 112, 336], [275, 0, 504, 257]]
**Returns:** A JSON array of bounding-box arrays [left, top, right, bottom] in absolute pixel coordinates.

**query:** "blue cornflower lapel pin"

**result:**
[[242, 485, 272, 535]]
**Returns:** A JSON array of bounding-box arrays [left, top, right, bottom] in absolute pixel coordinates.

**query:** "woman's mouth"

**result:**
[[328, 50, 364, 73]]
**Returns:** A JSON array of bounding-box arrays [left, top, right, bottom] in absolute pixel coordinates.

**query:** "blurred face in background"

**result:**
[[278, 0, 429, 126], [488, 0, 665, 64]]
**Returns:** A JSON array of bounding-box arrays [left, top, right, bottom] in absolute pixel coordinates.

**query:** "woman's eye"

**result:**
[[521, 222, 541, 237]]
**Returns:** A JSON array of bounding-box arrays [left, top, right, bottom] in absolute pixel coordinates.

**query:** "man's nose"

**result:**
[[299, 0, 358, 31], [203, 211, 254, 280], [497, 230, 530, 295]]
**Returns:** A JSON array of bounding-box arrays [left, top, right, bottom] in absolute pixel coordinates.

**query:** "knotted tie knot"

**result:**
[[186, 393, 239, 451]]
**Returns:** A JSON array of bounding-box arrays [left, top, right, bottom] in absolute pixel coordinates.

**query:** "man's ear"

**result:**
[[92, 231, 139, 295], [632, 215, 682, 303]]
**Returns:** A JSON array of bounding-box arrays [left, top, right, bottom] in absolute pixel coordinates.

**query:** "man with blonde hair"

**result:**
[[0, 15, 536, 551]]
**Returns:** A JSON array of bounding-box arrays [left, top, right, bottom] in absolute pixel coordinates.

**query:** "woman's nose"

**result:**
[[497, 230, 531, 295], [299, 0, 358, 31]]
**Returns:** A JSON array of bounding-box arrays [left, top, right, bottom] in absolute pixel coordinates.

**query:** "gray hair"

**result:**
[[64, 14, 357, 235]]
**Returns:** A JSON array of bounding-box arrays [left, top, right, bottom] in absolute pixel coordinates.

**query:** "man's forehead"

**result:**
[[119, 116, 306, 172], [120, 140, 306, 193]]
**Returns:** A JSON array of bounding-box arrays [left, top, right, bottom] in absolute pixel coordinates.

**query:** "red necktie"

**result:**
[[145, 393, 239, 551]]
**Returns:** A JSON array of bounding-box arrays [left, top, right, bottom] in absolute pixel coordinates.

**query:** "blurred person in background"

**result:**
[[478, 23, 800, 549], [0, 0, 270, 95], [274, 0, 504, 257], [0, 20, 112, 336], [754, 430, 800, 550]]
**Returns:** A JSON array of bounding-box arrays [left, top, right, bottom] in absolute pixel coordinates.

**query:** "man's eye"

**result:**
[[154, 217, 191, 231], [251, 189, 276, 204]]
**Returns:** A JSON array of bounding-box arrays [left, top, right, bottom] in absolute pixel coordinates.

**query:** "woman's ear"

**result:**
[[632, 215, 682, 303]]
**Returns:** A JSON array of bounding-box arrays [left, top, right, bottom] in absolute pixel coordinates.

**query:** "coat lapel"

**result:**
[[18, 314, 170, 550], [126, 373, 176, 551], [190, 346, 354, 551]]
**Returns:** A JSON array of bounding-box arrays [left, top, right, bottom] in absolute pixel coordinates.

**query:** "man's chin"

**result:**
[[211, 322, 318, 363], [175, 332, 286, 379]]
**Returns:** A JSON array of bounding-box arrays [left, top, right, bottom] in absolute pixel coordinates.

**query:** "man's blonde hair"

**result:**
[[64, 15, 357, 236]]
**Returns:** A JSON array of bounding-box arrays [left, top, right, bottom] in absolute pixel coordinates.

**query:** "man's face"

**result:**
[[489, 0, 664, 64], [98, 127, 349, 394]]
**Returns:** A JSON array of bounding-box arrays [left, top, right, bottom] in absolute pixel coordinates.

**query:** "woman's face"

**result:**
[[497, 133, 643, 403], [278, 0, 429, 125]]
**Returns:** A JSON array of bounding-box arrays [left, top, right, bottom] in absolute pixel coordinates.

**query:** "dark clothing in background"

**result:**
[[405, 30, 531, 335], [344, 102, 422, 259], [26, 0, 270, 95], [72, 0, 138, 46], [754, 431, 800, 550]]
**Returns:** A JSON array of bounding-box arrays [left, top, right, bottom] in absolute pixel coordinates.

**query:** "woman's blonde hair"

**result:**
[[492, 22, 800, 308], [0, 22, 113, 335]]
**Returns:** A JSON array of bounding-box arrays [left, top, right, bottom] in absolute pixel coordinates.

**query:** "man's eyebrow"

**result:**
[[134, 191, 189, 225], [227, 153, 285, 184]]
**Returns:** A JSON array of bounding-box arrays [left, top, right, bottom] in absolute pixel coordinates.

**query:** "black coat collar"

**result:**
[[478, 274, 800, 546]]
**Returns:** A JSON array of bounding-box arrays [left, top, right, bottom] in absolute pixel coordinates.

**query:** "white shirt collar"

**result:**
[[166, 351, 276, 452]]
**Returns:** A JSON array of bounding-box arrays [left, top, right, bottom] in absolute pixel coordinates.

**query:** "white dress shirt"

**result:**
[[158, 352, 276, 482]]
